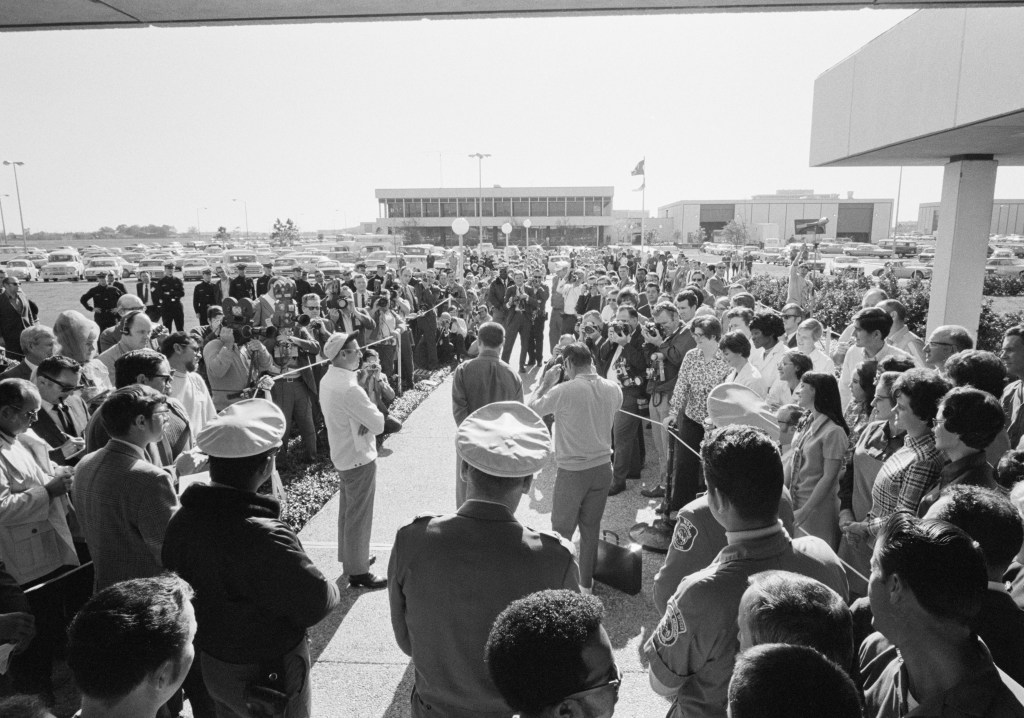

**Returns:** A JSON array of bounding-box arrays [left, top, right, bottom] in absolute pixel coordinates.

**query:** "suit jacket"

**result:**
[[84, 397, 193, 469], [0, 290, 35, 353], [73, 440, 178, 591], [486, 277, 510, 312], [32, 395, 90, 466], [388, 500, 579, 717], [599, 326, 648, 394], [0, 361, 32, 382], [136, 280, 158, 309]]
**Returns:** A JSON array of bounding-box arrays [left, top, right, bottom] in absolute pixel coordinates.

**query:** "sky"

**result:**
[[2, 9, 1024, 235]]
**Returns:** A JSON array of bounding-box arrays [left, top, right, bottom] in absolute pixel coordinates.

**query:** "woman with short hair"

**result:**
[[766, 349, 813, 411]]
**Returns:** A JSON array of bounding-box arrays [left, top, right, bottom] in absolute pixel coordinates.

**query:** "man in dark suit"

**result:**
[[486, 266, 511, 324], [263, 322, 321, 462], [0, 276, 36, 361], [192, 268, 222, 326], [291, 266, 312, 302], [600, 305, 650, 495], [415, 270, 443, 371], [136, 270, 161, 322], [73, 384, 179, 594], [501, 270, 540, 372], [228, 264, 255, 301], [389, 402, 579, 718], [0, 324, 57, 381], [31, 355, 89, 466]]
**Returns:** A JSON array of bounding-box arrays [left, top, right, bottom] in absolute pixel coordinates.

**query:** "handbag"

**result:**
[[594, 530, 642, 595]]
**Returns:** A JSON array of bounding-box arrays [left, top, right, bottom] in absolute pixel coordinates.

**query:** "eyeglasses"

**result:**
[[41, 375, 83, 393], [304, 305, 321, 311], [927, 341, 956, 349], [11, 406, 38, 421], [147, 373, 173, 385], [562, 666, 622, 704]]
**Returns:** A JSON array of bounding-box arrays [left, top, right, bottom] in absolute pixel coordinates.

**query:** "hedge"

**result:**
[[745, 272, 1023, 353]]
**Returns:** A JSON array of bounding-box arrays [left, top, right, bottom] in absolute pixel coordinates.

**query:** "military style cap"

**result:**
[[196, 398, 286, 458], [116, 294, 145, 311], [164, 261, 175, 268], [456, 401, 552, 478], [323, 332, 353, 361]]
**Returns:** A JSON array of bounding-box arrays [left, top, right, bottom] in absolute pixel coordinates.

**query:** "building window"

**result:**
[[513, 198, 530, 217], [481, 197, 494, 217], [531, 198, 548, 216], [494, 198, 511, 216], [586, 198, 604, 216], [441, 198, 458, 218], [567, 197, 584, 216], [405, 199, 422, 218], [389, 200, 404, 219], [459, 198, 477, 217], [424, 198, 440, 217]]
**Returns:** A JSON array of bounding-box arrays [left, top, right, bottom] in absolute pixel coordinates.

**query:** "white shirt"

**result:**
[[807, 348, 835, 375], [752, 341, 786, 393], [559, 283, 584, 315], [320, 365, 384, 471], [169, 370, 217, 440], [605, 344, 624, 382], [839, 343, 913, 410], [727, 361, 768, 398]]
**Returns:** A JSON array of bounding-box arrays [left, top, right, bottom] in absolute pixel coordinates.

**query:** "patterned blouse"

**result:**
[[863, 432, 944, 535], [668, 347, 729, 425]]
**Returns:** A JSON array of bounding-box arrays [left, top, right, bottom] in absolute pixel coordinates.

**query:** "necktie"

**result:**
[[142, 284, 149, 304], [55, 403, 74, 434]]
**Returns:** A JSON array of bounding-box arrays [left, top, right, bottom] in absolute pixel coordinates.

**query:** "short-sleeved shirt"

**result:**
[[726, 361, 767, 399], [644, 523, 849, 718], [786, 414, 849, 509], [668, 348, 729, 425]]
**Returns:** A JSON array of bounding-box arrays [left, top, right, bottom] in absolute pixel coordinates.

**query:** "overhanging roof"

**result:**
[[4, 0, 1024, 31], [810, 7, 1024, 167]]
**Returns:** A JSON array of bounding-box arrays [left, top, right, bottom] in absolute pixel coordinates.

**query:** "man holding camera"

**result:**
[[264, 321, 321, 463], [501, 270, 540, 373], [640, 301, 695, 499], [487, 265, 512, 325], [527, 269, 550, 368], [333, 285, 376, 346], [600, 305, 649, 496], [415, 271, 444, 371], [203, 322, 275, 412]]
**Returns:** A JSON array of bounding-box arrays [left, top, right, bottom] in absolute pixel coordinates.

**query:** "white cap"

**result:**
[[323, 332, 353, 362], [196, 399, 286, 458], [456, 401, 552, 478]]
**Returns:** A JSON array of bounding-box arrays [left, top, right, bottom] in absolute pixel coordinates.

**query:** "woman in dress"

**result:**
[[841, 368, 951, 553], [766, 349, 813, 411], [837, 370, 906, 596], [719, 331, 767, 398], [785, 371, 849, 550], [667, 316, 729, 509], [844, 359, 878, 449]]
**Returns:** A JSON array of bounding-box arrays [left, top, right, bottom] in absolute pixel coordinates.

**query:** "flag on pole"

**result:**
[[633, 181, 645, 191], [631, 159, 645, 176]]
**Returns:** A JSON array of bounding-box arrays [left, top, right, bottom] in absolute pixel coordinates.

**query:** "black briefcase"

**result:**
[[594, 530, 642, 595]]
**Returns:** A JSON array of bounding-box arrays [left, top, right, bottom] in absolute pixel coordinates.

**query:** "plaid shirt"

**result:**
[[864, 432, 943, 535]]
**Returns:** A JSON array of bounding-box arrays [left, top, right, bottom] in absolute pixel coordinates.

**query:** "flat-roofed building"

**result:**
[[659, 189, 893, 246], [918, 200, 1024, 236], [375, 187, 615, 247]]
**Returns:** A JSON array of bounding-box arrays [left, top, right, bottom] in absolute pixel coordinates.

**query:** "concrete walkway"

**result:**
[[299, 369, 673, 717]]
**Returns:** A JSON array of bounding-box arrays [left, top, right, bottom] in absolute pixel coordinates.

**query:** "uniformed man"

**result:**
[[79, 271, 123, 331], [155, 261, 185, 332], [388, 401, 580, 718], [228, 263, 255, 301], [255, 263, 275, 297], [192, 268, 221, 326], [162, 399, 340, 718]]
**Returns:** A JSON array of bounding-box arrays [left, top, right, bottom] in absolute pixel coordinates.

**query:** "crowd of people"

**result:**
[[0, 243, 1021, 718]]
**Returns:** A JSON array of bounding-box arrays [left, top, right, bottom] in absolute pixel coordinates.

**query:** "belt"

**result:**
[[283, 377, 300, 382]]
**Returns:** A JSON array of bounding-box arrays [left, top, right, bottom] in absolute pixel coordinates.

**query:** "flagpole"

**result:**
[[641, 158, 646, 252]]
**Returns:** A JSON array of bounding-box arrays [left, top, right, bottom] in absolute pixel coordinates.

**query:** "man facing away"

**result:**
[[451, 321, 523, 507], [163, 399, 339, 718], [67, 575, 197, 718], [643, 425, 848, 718], [389, 402, 580, 718], [528, 342, 622, 593]]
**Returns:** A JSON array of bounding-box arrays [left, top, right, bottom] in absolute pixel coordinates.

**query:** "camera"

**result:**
[[337, 298, 349, 309], [645, 321, 664, 339], [375, 297, 390, 309], [222, 314, 277, 344], [608, 320, 627, 336]]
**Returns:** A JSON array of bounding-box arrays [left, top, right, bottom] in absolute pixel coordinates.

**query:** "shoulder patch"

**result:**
[[671, 516, 699, 552], [656, 601, 687, 646]]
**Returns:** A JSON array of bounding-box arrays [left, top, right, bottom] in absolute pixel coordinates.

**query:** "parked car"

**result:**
[[116, 256, 137, 278], [15, 251, 48, 269], [985, 257, 1024, 277], [843, 244, 894, 258], [273, 256, 301, 273], [830, 255, 864, 275], [315, 260, 347, 279], [137, 258, 170, 276], [83, 257, 125, 281], [41, 252, 85, 282], [2, 259, 38, 282], [181, 258, 212, 281], [870, 259, 933, 280]]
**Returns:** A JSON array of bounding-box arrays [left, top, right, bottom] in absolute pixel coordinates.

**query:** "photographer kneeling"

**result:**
[[357, 348, 402, 449]]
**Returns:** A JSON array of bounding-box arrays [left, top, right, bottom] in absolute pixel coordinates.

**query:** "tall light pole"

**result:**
[[468, 153, 490, 248], [232, 198, 249, 246], [3, 161, 27, 251], [0, 194, 8, 246]]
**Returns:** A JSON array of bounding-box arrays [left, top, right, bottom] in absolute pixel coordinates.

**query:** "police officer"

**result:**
[[155, 261, 185, 332], [79, 270, 123, 331], [162, 399, 340, 718], [192, 268, 221, 326], [228, 263, 255, 301], [388, 401, 580, 718], [255, 263, 275, 297]]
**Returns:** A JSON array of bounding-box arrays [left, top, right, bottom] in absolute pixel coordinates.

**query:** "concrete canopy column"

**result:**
[[926, 156, 997, 339]]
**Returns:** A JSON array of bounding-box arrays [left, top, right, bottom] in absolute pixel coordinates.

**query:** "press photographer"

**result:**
[[501, 270, 539, 372], [202, 309, 274, 411], [331, 285, 376, 346], [599, 305, 649, 496], [262, 322, 320, 463], [367, 290, 400, 384]]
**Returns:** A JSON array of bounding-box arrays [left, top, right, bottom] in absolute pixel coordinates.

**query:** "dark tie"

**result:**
[[55, 403, 74, 434]]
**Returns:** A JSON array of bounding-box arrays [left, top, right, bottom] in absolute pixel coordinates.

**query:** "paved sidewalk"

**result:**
[[300, 370, 673, 717]]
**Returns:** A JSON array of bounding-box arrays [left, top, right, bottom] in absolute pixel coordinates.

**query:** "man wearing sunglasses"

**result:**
[[486, 589, 619, 718], [30, 355, 88, 466]]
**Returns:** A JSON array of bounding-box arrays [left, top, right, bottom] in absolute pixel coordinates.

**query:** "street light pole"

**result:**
[[469, 153, 490, 249], [232, 198, 250, 246], [0, 194, 8, 246], [3, 161, 27, 251]]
